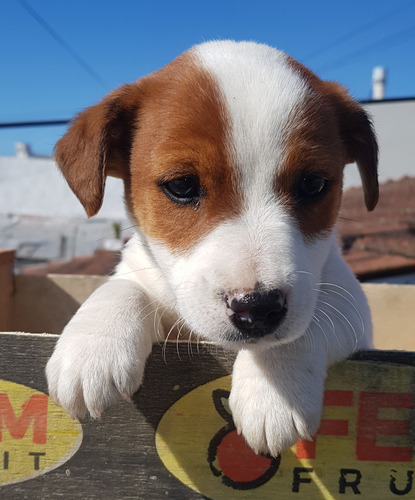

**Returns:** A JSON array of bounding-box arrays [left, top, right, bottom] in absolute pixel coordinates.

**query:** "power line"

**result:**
[[303, 0, 414, 63], [16, 0, 107, 90], [317, 24, 415, 74], [0, 119, 70, 129]]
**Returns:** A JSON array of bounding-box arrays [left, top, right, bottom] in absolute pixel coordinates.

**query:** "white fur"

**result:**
[[46, 40, 373, 456], [193, 41, 308, 193]]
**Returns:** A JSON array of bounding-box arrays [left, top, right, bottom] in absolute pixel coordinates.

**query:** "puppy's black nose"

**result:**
[[226, 288, 287, 338]]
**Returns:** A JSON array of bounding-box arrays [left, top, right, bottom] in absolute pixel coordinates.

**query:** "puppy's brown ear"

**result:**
[[55, 84, 140, 217], [325, 82, 379, 211]]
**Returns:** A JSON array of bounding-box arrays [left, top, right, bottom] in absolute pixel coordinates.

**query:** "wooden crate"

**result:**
[[1, 249, 415, 498]]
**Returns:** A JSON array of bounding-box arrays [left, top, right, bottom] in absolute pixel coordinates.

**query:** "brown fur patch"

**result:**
[[276, 93, 344, 239], [127, 52, 240, 252], [277, 57, 378, 239]]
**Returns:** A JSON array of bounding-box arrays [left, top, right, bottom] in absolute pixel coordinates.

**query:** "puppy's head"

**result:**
[[56, 41, 378, 349]]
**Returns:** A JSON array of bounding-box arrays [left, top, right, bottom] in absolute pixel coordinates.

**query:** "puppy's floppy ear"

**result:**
[[324, 82, 379, 211], [55, 83, 141, 217]]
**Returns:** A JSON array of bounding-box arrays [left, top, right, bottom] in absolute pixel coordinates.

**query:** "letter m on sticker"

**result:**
[[0, 393, 48, 444]]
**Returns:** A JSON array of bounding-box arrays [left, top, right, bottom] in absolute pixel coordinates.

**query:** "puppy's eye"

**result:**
[[160, 175, 201, 205], [299, 174, 328, 199]]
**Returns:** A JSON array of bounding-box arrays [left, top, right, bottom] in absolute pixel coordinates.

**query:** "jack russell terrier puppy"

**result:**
[[46, 40, 378, 457]]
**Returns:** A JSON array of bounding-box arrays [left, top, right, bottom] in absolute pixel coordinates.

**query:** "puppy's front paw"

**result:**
[[229, 380, 320, 457], [229, 349, 324, 457], [46, 328, 146, 420]]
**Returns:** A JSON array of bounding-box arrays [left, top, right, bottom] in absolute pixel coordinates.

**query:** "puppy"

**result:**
[[46, 40, 378, 457]]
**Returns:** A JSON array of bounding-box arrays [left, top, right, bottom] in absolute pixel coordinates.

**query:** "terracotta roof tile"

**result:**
[[339, 176, 415, 279]]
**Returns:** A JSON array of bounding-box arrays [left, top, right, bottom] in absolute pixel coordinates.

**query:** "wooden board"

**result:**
[[0, 249, 14, 331], [0, 333, 414, 499], [12, 275, 107, 334]]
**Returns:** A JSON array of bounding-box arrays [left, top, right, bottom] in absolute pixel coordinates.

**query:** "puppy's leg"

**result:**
[[229, 339, 327, 457], [46, 279, 159, 419], [230, 244, 372, 456]]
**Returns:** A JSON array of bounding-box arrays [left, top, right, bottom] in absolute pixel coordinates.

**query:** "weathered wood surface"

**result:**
[[0, 334, 234, 499], [12, 275, 107, 334], [0, 333, 414, 499], [0, 249, 14, 331]]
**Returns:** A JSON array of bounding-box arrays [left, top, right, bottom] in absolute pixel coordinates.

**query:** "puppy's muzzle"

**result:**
[[225, 288, 287, 339]]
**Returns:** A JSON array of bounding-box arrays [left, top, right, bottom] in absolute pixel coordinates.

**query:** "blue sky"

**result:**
[[1, 0, 415, 156]]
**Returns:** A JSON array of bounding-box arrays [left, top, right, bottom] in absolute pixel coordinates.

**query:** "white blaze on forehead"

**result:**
[[192, 41, 309, 195]]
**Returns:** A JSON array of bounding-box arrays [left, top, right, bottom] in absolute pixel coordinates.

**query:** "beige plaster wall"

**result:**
[[364, 283, 415, 351]]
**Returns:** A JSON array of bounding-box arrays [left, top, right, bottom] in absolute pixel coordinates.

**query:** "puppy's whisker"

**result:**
[[317, 300, 359, 352], [138, 300, 168, 348], [318, 287, 365, 340], [311, 314, 330, 356], [93, 223, 138, 243], [162, 319, 178, 364], [115, 266, 160, 278], [196, 332, 201, 356], [184, 327, 199, 355], [156, 305, 172, 345], [188, 329, 194, 358], [175, 317, 188, 361], [152, 303, 166, 347], [317, 284, 365, 342], [176, 327, 182, 362], [316, 282, 356, 302], [315, 306, 335, 333], [304, 326, 315, 363], [313, 309, 341, 357], [120, 223, 139, 233], [153, 304, 169, 347], [139, 297, 162, 320], [295, 270, 313, 277]]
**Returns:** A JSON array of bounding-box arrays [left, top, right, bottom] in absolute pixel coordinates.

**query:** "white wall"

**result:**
[[344, 99, 415, 189], [0, 151, 130, 261], [0, 154, 126, 219]]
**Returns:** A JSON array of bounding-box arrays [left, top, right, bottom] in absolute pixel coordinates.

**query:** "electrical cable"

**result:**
[[16, 0, 107, 90], [317, 23, 415, 74], [303, 0, 414, 63], [0, 120, 69, 129]]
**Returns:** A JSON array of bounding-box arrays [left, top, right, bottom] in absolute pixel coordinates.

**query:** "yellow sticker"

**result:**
[[156, 361, 415, 499], [0, 380, 82, 486]]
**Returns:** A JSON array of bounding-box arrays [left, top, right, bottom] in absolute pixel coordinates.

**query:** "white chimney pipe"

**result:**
[[15, 142, 32, 158], [372, 66, 386, 100]]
